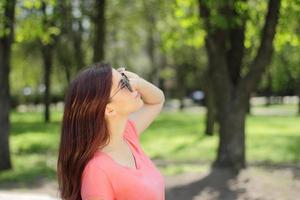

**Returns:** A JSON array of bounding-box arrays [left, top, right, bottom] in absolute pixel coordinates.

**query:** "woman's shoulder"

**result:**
[[83, 152, 111, 173]]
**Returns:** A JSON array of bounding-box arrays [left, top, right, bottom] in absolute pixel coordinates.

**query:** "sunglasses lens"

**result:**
[[120, 73, 132, 92]]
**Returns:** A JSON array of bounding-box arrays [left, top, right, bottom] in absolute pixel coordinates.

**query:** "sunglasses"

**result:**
[[109, 72, 133, 100]]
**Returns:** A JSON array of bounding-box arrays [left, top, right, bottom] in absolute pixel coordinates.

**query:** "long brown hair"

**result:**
[[57, 63, 113, 200]]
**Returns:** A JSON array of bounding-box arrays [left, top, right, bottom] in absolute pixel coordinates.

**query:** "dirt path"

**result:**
[[165, 164, 300, 200], [1, 163, 299, 200]]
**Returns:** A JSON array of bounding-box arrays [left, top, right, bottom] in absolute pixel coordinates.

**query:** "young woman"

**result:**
[[57, 63, 165, 200]]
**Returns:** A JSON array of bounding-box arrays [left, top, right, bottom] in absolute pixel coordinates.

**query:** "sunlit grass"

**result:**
[[0, 104, 299, 184]]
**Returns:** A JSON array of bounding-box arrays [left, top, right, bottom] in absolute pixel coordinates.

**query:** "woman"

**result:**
[[57, 63, 165, 200]]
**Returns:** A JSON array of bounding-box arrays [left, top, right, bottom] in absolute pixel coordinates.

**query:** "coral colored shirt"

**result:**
[[81, 119, 165, 200]]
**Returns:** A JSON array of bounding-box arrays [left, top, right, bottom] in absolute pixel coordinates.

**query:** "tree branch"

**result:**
[[240, 0, 281, 95]]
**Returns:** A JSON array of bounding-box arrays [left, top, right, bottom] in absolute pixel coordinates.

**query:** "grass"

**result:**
[[0, 104, 299, 184]]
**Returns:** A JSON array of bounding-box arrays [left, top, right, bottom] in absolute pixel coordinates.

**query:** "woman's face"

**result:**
[[105, 68, 143, 117]]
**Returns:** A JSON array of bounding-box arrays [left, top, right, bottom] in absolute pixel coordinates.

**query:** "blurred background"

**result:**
[[0, 0, 299, 199]]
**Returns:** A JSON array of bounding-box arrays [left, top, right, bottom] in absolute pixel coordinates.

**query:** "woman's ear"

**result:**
[[105, 104, 116, 117]]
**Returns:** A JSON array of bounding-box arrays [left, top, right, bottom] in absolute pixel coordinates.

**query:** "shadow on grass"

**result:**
[[166, 168, 245, 200], [0, 163, 56, 189]]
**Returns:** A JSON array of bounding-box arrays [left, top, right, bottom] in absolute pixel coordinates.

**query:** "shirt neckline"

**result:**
[[95, 135, 141, 171]]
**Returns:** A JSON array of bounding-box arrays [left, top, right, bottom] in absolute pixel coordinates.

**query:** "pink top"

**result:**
[[81, 119, 165, 200]]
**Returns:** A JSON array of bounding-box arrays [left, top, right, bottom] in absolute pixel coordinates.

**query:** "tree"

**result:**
[[198, 0, 281, 171], [40, 0, 60, 123], [158, 0, 207, 106], [91, 0, 106, 63], [56, 0, 86, 84], [273, 0, 300, 114], [15, 0, 60, 122], [0, 0, 16, 171]]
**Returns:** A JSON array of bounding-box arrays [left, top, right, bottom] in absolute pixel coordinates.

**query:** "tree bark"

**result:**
[[0, 0, 16, 171], [92, 0, 106, 63], [213, 100, 247, 171]]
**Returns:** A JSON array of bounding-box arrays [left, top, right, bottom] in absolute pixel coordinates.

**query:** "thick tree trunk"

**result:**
[[0, 0, 16, 171], [213, 99, 247, 171], [0, 42, 13, 170], [92, 0, 106, 63]]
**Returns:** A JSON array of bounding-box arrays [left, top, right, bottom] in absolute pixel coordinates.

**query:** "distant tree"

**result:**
[[0, 0, 16, 171], [91, 0, 106, 63], [56, 0, 86, 84], [40, 0, 60, 123]]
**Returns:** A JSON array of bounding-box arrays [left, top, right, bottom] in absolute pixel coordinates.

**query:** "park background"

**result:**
[[0, 0, 299, 199]]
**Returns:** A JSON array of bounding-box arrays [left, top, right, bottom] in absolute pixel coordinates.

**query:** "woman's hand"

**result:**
[[117, 67, 139, 79], [117, 67, 141, 91]]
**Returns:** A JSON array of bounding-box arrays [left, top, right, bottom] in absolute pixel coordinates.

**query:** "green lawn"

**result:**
[[0, 104, 299, 184]]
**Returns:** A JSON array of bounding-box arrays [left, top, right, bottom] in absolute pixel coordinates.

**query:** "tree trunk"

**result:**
[[73, 18, 85, 71], [266, 72, 272, 106], [0, 0, 16, 171], [213, 99, 247, 171], [41, 2, 55, 123], [143, 0, 160, 87], [176, 64, 187, 111], [73, 0, 85, 71], [297, 82, 300, 115], [92, 0, 106, 63], [298, 94, 300, 115], [42, 44, 53, 123], [246, 98, 251, 115], [204, 83, 215, 136], [146, 26, 160, 86]]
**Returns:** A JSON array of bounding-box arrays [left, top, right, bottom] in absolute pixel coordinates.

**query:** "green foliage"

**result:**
[[258, 0, 300, 95], [271, 45, 300, 94], [15, 0, 60, 44], [274, 0, 300, 50], [0, 0, 15, 38], [161, 0, 205, 52], [7, 0, 300, 104]]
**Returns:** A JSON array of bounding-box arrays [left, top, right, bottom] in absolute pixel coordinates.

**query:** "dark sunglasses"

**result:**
[[109, 72, 133, 100]]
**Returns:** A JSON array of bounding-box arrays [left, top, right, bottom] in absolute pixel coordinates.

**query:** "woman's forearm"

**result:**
[[136, 77, 165, 105]]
